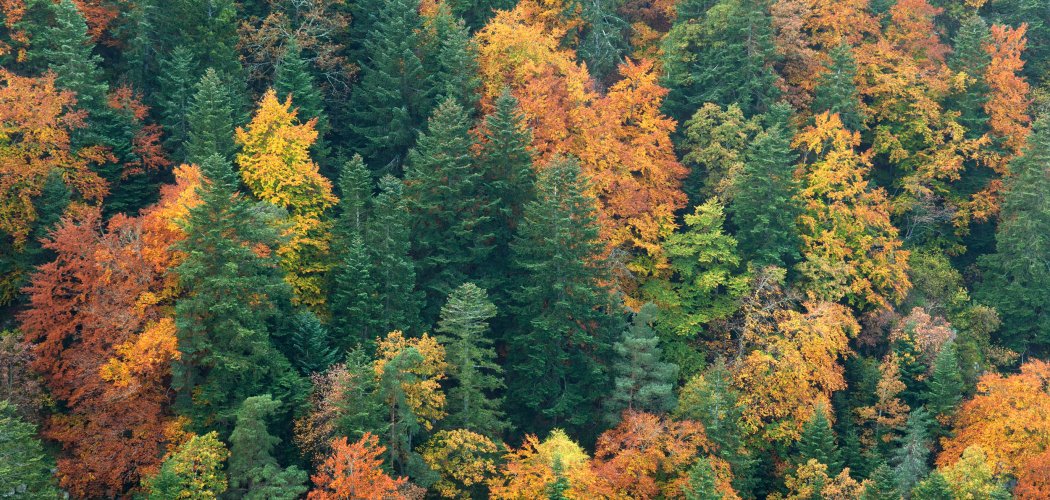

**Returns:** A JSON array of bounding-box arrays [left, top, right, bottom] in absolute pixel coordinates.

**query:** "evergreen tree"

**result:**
[[274, 39, 330, 166], [173, 154, 305, 430], [187, 69, 238, 164], [605, 303, 679, 424], [160, 0, 242, 77], [862, 465, 898, 500], [227, 395, 308, 499], [910, 471, 952, 500], [507, 157, 619, 437], [546, 456, 571, 500], [892, 408, 931, 496], [366, 176, 424, 335], [682, 457, 723, 500], [377, 347, 435, 483], [661, 0, 779, 122], [329, 156, 380, 349], [436, 283, 507, 436], [406, 97, 491, 321], [156, 46, 199, 163], [0, 401, 59, 497], [26, 0, 107, 112], [426, 10, 481, 110], [447, 0, 510, 31], [577, 0, 630, 82], [923, 341, 964, 424], [796, 407, 843, 475], [144, 432, 229, 499], [0, 170, 70, 306], [947, 16, 991, 138], [349, 0, 436, 176], [977, 116, 1050, 354], [729, 105, 802, 267], [811, 44, 865, 132], [289, 312, 339, 375]]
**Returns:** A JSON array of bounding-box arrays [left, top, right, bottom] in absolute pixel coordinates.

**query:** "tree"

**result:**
[[144, 432, 230, 499], [910, 471, 952, 499], [186, 68, 237, 164], [488, 429, 594, 499], [682, 457, 722, 500], [507, 157, 618, 436], [892, 408, 931, 495], [26, 0, 107, 113], [366, 176, 424, 336], [0, 401, 59, 498], [923, 340, 963, 426], [274, 39, 330, 166], [156, 46, 199, 163], [857, 354, 910, 446], [1015, 449, 1050, 499], [940, 446, 1010, 499], [677, 103, 762, 203], [289, 312, 339, 375], [328, 155, 379, 349], [308, 434, 407, 499], [796, 407, 842, 475], [977, 116, 1050, 353], [605, 303, 678, 423], [237, 89, 337, 311], [228, 395, 309, 499], [811, 44, 864, 132], [173, 154, 304, 430], [860, 465, 897, 500], [436, 283, 507, 436], [420, 429, 501, 499], [405, 98, 491, 320]]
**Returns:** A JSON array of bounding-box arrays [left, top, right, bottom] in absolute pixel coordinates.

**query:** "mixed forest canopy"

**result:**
[[1, 0, 1050, 497]]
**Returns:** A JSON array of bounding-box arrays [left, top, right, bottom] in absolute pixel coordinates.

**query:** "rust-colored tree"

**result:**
[[307, 433, 407, 500]]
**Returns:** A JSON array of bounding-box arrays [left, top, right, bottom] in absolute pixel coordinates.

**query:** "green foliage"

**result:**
[[796, 407, 842, 475], [891, 408, 931, 495], [0, 401, 59, 498], [366, 175, 424, 336], [682, 457, 723, 500], [289, 312, 339, 375], [144, 432, 229, 499], [812, 44, 865, 132], [861, 464, 898, 500], [377, 347, 437, 484], [923, 341, 963, 424], [910, 471, 952, 500], [436, 283, 508, 436], [157, 46, 199, 163], [577, 0, 629, 82], [947, 16, 991, 138], [328, 155, 378, 350], [274, 39, 330, 165], [227, 395, 308, 499], [25, 0, 106, 111], [606, 303, 679, 423], [187, 69, 237, 164], [425, 10, 481, 110]]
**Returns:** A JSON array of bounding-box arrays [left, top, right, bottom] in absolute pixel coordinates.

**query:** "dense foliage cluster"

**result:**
[[0, 0, 1048, 497]]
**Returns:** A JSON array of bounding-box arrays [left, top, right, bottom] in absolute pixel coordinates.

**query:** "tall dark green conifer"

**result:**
[[367, 176, 424, 335], [0, 401, 59, 497], [426, 10, 480, 111], [923, 341, 964, 424], [329, 156, 380, 349], [683, 457, 723, 500], [796, 407, 843, 475], [289, 312, 339, 375], [274, 40, 330, 166], [507, 157, 619, 437], [892, 408, 931, 495], [26, 0, 107, 112], [811, 44, 865, 132], [227, 395, 308, 499], [947, 16, 991, 138], [187, 69, 237, 164], [577, 0, 630, 83], [605, 303, 678, 424], [157, 46, 199, 163]]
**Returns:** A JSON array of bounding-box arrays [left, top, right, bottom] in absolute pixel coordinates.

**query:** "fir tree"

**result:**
[[910, 471, 952, 500], [892, 408, 931, 496], [274, 39, 330, 166], [730, 105, 802, 267], [26, 0, 107, 112], [160, 0, 242, 77], [187, 69, 238, 164], [0, 401, 59, 497], [923, 341, 964, 424], [546, 456, 571, 500], [405, 97, 492, 321], [227, 395, 308, 499], [947, 16, 991, 138], [682, 457, 723, 500], [796, 407, 843, 475], [367, 176, 424, 336], [436, 283, 507, 436], [811, 44, 865, 132], [507, 157, 619, 437], [862, 465, 898, 500], [329, 156, 380, 349], [289, 312, 339, 375], [426, 10, 481, 110], [605, 303, 679, 424], [156, 46, 199, 163], [173, 154, 305, 430], [577, 0, 630, 82]]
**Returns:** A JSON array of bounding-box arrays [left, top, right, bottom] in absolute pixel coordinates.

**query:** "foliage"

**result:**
[[307, 433, 407, 500], [144, 432, 230, 499], [0, 400, 59, 498]]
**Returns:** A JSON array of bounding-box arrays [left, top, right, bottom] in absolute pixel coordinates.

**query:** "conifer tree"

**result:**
[[947, 16, 991, 138], [923, 341, 964, 423], [161, 0, 242, 77], [910, 471, 952, 499], [436, 283, 507, 436], [349, 0, 435, 176], [187, 68, 237, 164], [406, 97, 491, 321], [173, 154, 304, 429], [376, 347, 434, 482], [577, 0, 630, 82], [329, 156, 380, 349], [682, 457, 723, 500], [861, 465, 898, 500], [977, 116, 1050, 353], [0, 401, 59, 497], [811, 44, 865, 132], [26, 0, 107, 112], [228, 395, 308, 499], [507, 157, 618, 436], [730, 105, 802, 268], [426, 10, 480, 111], [367, 176, 424, 336], [289, 312, 339, 375], [605, 303, 679, 424], [892, 408, 931, 496], [274, 39, 330, 165], [144, 432, 229, 499], [157, 46, 199, 163], [796, 407, 843, 475]]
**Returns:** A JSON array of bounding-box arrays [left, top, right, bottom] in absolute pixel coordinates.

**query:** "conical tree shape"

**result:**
[[329, 155, 380, 349], [923, 341, 964, 422], [187, 68, 237, 164], [605, 303, 678, 424], [289, 311, 339, 375], [367, 176, 424, 336], [435, 283, 507, 436], [274, 39, 330, 166], [27, 0, 107, 112], [683, 457, 723, 500], [228, 395, 308, 499], [156, 46, 199, 163], [891, 408, 931, 495], [425, 8, 480, 111], [911, 471, 952, 499], [796, 407, 843, 475], [861, 464, 898, 500], [811, 44, 865, 132]]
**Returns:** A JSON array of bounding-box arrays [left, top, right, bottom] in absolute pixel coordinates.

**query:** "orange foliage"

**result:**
[[889, 307, 955, 369], [308, 433, 408, 500], [984, 24, 1031, 168], [937, 360, 1050, 476], [1014, 449, 1050, 499], [108, 85, 171, 176], [856, 353, 910, 443], [488, 429, 594, 499]]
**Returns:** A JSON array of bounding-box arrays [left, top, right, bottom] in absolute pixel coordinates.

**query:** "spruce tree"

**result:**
[[27, 0, 107, 112], [405, 97, 492, 321], [923, 341, 964, 423], [507, 156, 619, 437], [862, 465, 898, 500], [0, 401, 59, 497], [910, 471, 952, 499], [796, 408, 843, 475], [227, 395, 308, 499], [274, 39, 330, 166], [729, 105, 802, 268], [173, 154, 304, 430], [156, 46, 199, 164], [811, 44, 865, 132], [605, 303, 679, 424], [947, 16, 991, 138], [349, 0, 436, 176], [329, 156, 380, 349], [187, 69, 238, 164], [683, 457, 723, 500], [892, 408, 931, 496], [289, 312, 339, 375], [426, 10, 480, 110], [436, 283, 508, 436], [366, 176, 424, 335], [977, 116, 1050, 354]]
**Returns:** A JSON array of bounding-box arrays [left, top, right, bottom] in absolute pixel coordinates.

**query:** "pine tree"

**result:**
[[730, 105, 802, 268], [682, 457, 723, 500], [796, 407, 843, 475], [349, 0, 436, 176], [923, 341, 964, 423], [187, 69, 237, 164], [892, 408, 931, 496], [977, 116, 1050, 354], [173, 154, 304, 429], [811, 44, 865, 132], [0, 401, 59, 497], [910, 471, 952, 500], [862, 465, 898, 500], [274, 39, 330, 166], [227, 395, 308, 499], [405, 97, 491, 321], [605, 303, 679, 424], [436, 283, 507, 436], [329, 156, 380, 349], [507, 157, 619, 437], [289, 312, 339, 375], [157, 46, 199, 163], [367, 176, 424, 336]]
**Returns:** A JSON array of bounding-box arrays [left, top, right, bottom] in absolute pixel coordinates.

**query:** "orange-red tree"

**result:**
[[308, 433, 407, 500]]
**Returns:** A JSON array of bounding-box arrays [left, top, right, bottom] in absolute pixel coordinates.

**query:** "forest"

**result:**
[[0, 0, 1048, 497]]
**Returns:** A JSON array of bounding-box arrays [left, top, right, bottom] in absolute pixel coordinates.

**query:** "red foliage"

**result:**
[[308, 433, 408, 500]]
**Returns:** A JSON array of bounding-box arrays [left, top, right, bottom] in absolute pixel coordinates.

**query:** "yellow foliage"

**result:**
[[374, 331, 448, 429], [421, 429, 501, 499]]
